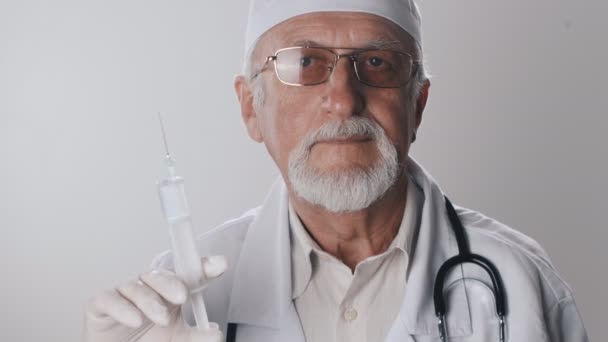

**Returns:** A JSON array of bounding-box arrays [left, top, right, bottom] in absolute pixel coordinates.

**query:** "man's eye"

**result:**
[[367, 57, 385, 67], [300, 56, 313, 67]]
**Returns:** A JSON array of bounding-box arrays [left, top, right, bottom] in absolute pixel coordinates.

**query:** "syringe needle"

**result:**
[[158, 112, 171, 157], [158, 112, 177, 177]]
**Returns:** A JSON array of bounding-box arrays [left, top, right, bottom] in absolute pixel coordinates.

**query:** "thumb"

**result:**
[[189, 255, 228, 293], [202, 255, 228, 280]]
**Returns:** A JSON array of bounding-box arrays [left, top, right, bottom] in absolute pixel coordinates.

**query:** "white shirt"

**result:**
[[289, 177, 423, 342]]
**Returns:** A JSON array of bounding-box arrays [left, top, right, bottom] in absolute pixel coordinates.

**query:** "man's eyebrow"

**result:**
[[286, 39, 405, 50], [291, 39, 321, 47], [364, 39, 405, 50]]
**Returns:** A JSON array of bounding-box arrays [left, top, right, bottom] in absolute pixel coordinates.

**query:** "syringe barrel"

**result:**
[[157, 177, 205, 289], [158, 176, 190, 222]]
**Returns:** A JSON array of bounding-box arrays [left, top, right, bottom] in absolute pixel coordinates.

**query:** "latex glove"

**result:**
[[83, 255, 228, 342]]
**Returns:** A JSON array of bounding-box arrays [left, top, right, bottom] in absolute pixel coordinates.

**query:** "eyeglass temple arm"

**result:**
[[252, 56, 277, 79]]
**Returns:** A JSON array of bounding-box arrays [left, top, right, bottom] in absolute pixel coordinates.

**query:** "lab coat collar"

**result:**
[[395, 158, 473, 337], [227, 157, 472, 337], [227, 176, 292, 329]]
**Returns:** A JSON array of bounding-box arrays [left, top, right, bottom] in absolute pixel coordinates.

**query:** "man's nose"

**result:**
[[320, 57, 365, 118]]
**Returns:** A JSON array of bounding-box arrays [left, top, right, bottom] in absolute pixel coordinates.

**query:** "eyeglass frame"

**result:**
[[252, 46, 420, 89]]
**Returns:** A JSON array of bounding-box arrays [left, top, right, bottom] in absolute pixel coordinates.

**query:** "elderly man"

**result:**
[[84, 1, 589, 341]]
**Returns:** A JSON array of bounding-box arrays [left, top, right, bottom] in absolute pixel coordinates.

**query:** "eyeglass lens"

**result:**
[[274, 47, 413, 87]]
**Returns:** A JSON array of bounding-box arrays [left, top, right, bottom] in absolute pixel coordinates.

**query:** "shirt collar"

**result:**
[[289, 173, 423, 300]]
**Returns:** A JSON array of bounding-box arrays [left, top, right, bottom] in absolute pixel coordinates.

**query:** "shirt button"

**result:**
[[343, 307, 358, 321]]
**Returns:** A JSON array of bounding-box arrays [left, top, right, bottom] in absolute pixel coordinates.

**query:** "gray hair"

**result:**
[[241, 38, 430, 111], [242, 39, 267, 112]]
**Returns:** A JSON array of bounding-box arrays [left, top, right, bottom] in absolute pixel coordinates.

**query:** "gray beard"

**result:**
[[287, 117, 401, 213]]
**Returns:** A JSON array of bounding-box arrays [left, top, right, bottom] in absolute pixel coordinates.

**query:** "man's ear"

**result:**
[[414, 79, 430, 130], [234, 75, 263, 143]]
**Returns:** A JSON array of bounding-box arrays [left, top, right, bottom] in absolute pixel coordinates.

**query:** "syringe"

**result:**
[[156, 113, 210, 329]]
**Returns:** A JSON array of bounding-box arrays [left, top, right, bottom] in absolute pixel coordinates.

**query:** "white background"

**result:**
[[0, 0, 606, 340]]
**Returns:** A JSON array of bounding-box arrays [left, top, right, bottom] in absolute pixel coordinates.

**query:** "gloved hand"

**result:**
[[83, 255, 228, 342]]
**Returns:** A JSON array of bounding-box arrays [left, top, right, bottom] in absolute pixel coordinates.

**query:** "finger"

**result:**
[[188, 323, 224, 342], [88, 289, 143, 328], [116, 279, 171, 326], [139, 269, 188, 305], [202, 255, 228, 279]]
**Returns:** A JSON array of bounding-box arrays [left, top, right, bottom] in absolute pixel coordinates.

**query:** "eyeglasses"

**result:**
[[253, 46, 418, 88]]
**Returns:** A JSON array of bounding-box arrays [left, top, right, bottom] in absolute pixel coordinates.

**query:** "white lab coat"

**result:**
[[152, 157, 589, 342]]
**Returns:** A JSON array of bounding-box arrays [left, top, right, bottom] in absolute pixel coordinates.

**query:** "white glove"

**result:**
[[83, 255, 228, 342]]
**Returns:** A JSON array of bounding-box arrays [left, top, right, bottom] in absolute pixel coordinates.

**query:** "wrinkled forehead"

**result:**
[[256, 12, 418, 56]]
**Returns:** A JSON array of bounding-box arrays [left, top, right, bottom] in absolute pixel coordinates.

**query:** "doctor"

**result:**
[[83, 1, 590, 341]]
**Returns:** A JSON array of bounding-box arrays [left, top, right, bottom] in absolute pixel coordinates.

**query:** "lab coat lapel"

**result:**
[[387, 158, 473, 339], [226, 178, 305, 341]]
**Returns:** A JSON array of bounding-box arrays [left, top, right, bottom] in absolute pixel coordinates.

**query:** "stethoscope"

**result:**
[[226, 196, 507, 342]]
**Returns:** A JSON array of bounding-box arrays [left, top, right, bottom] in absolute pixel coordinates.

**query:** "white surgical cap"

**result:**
[[244, 0, 422, 54]]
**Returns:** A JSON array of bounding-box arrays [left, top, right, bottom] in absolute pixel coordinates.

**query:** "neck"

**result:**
[[288, 174, 409, 272]]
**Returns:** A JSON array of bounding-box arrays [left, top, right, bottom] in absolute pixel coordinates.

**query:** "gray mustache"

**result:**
[[305, 117, 379, 149]]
